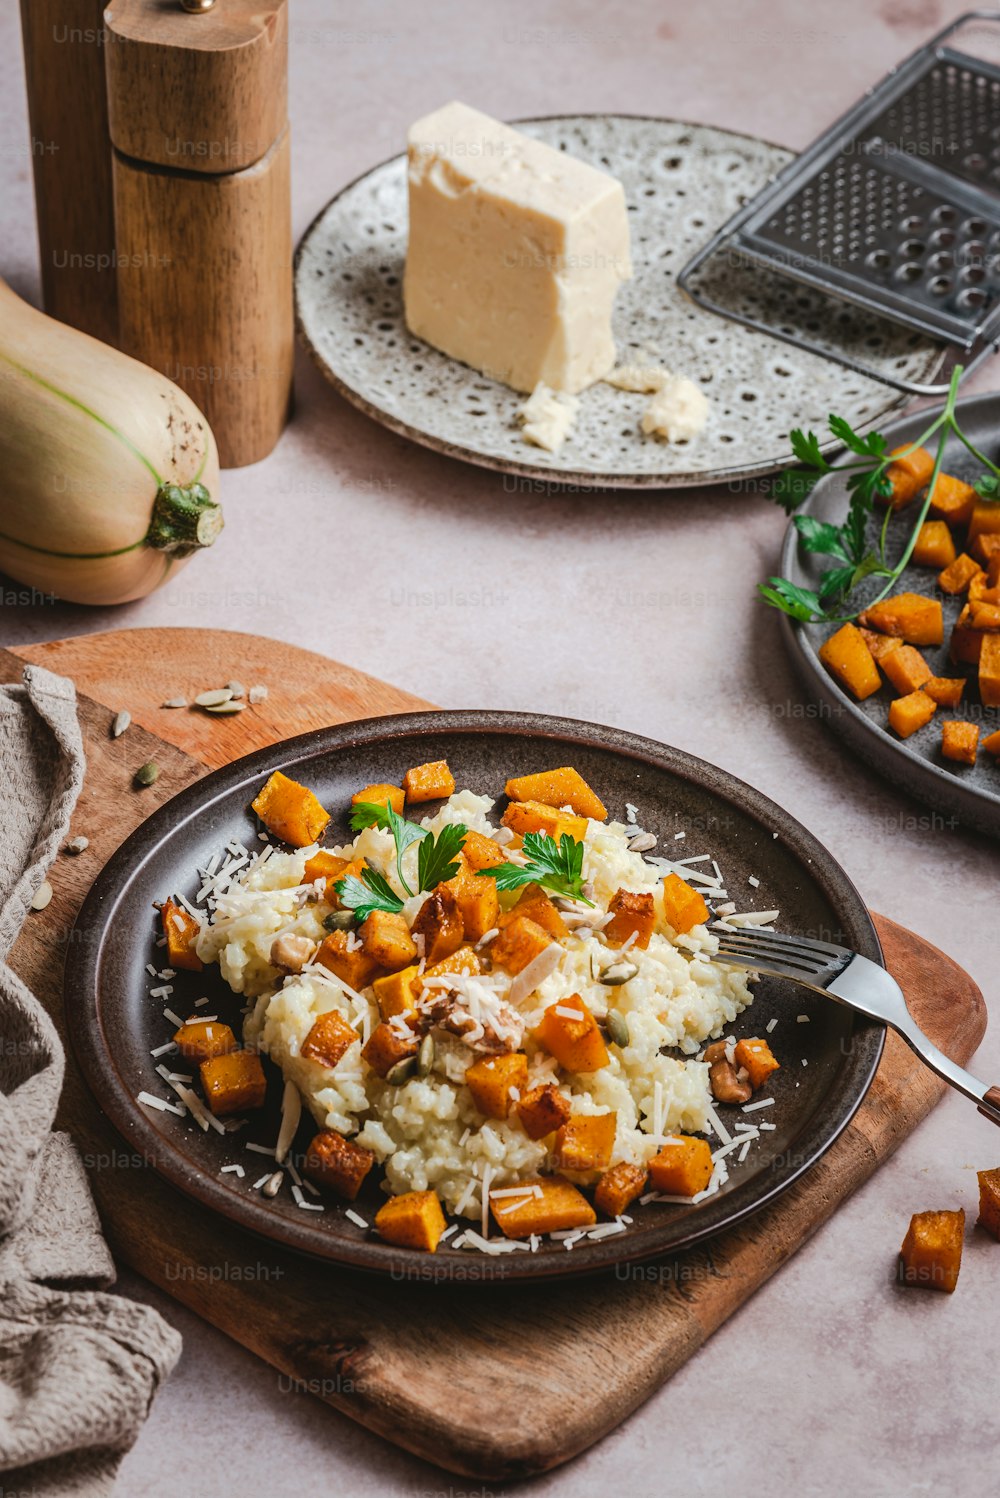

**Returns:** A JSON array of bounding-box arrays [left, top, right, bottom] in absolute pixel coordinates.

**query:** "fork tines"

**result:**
[[710, 924, 850, 977]]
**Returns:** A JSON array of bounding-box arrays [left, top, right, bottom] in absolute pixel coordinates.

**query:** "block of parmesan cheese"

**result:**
[[404, 101, 632, 395]]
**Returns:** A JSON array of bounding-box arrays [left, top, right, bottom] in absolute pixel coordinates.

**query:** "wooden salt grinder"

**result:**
[[104, 0, 293, 468]]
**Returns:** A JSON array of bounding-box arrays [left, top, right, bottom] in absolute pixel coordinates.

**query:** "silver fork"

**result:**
[[708, 924, 1000, 1127]]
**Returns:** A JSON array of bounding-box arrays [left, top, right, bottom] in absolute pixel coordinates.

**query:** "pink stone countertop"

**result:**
[[2, 1, 999, 1494]]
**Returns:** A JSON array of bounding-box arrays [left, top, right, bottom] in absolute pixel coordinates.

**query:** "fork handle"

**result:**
[[979, 1087, 1000, 1125]]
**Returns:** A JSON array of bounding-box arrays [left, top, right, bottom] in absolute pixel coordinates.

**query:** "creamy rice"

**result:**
[[195, 789, 754, 1221]]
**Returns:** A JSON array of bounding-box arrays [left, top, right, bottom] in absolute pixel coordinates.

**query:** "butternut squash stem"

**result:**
[[147, 483, 224, 555]]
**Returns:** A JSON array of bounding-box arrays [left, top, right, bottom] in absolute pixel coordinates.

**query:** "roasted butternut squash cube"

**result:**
[[504, 766, 607, 821], [489, 914, 552, 975], [161, 899, 203, 972], [980, 634, 1000, 709], [941, 720, 979, 766], [976, 1168, 1000, 1241], [594, 1161, 648, 1218], [888, 690, 936, 739], [506, 883, 568, 939], [881, 444, 935, 510], [325, 857, 367, 909], [516, 1082, 572, 1140], [351, 781, 404, 813], [361, 1020, 418, 1078], [881, 644, 932, 696], [988, 552, 1000, 588], [301, 1008, 358, 1069], [899, 1208, 965, 1292], [402, 760, 455, 804], [315, 930, 381, 990], [411, 884, 464, 965], [923, 677, 965, 708], [501, 799, 589, 844], [373, 964, 420, 1020], [173, 1020, 237, 1062], [983, 729, 1000, 757], [818, 622, 882, 701], [968, 575, 1000, 606], [938, 552, 984, 595], [199, 1050, 267, 1115], [911, 519, 956, 570], [449, 863, 500, 941], [858, 593, 943, 646], [465, 1052, 529, 1119], [461, 829, 506, 870], [970, 601, 1000, 633], [734, 1037, 780, 1091], [859, 627, 902, 663], [969, 498, 1000, 544], [950, 604, 985, 666], [414, 946, 481, 995], [553, 1112, 616, 1172], [359, 910, 417, 972], [251, 770, 330, 847], [662, 872, 709, 935], [303, 849, 349, 893], [972, 532, 1000, 568], [535, 998, 609, 1073], [648, 1136, 713, 1197], [490, 1176, 596, 1239], [927, 471, 976, 527], [302, 1129, 375, 1200], [375, 1190, 447, 1252], [605, 888, 656, 949]]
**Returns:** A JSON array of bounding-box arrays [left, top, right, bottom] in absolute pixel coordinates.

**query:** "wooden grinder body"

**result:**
[[105, 0, 293, 468]]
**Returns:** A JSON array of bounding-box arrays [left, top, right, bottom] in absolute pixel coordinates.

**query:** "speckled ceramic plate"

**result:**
[[780, 391, 1000, 840], [67, 712, 883, 1281], [294, 115, 934, 489]]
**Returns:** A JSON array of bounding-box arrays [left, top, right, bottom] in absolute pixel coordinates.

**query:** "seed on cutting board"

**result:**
[[111, 709, 131, 738], [204, 701, 246, 715], [248, 685, 268, 704], [30, 881, 53, 911], [65, 836, 89, 855], [194, 688, 233, 708], [134, 760, 160, 788], [161, 697, 187, 709], [226, 681, 246, 698], [262, 1170, 284, 1198]]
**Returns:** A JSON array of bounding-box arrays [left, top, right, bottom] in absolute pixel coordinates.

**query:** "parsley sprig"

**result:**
[[760, 365, 1000, 624], [478, 831, 594, 906], [344, 801, 470, 905], [333, 867, 404, 921]]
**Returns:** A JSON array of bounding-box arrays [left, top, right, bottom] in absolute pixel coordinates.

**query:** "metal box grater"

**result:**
[[679, 12, 1000, 395]]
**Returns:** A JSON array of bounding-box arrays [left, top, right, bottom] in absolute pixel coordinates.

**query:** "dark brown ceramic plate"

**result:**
[[66, 711, 884, 1281]]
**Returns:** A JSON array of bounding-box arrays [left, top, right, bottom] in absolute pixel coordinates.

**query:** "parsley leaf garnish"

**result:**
[[478, 831, 594, 906], [349, 800, 427, 896], [332, 866, 404, 921], [417, 822, 468, 892]]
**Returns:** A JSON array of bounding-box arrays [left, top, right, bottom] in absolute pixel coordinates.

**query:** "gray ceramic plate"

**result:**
[[780, 391, 1000, 841], [294, 116, 927, 489], [66, 711, 883, 1281]]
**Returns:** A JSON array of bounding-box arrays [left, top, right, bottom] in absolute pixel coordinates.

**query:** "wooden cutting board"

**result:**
[[4, 628, 988, 1482]]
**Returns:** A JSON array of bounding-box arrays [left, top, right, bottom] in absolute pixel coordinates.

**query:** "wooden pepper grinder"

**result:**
[[104, 0, 293, 467]]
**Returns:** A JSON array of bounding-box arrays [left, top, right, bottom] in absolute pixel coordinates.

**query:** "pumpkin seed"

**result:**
[[65, 835, 89, 854], [417, 1033, 435, 1076], [111, 709, 130, 738], [134, 760, 160, 788], [226, 680, 246, 698], [248, 685, 269, 704], [604, 1009, 630, 1048], [599, 960, 638, 987], [161, 697, 188, 709], [386, 1056, 418, 1086], [322, 910, 355, 932], [204, 700, 246, 715], [194, 688, 233, 708], [261, 1170, 284, 1198], [30, 880, 53, 911], [627, 832, 657, 853]]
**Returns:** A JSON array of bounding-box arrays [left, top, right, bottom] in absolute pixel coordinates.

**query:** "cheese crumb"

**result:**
[[518, 382, 579, 452], [605, 362, 671, 393], [640, 374, 710, 443]]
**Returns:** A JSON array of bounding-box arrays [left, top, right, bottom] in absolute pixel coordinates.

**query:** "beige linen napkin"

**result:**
[[0, 665, 181, 1496]]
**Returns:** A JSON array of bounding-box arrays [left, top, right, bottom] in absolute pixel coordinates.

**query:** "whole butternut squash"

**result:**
[[0, 277, 222, 604]]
